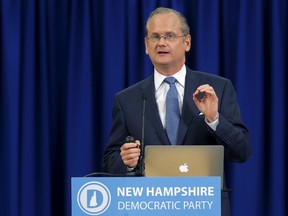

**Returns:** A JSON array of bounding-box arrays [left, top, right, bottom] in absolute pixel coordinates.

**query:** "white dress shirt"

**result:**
[[154, 65, 186, 128]]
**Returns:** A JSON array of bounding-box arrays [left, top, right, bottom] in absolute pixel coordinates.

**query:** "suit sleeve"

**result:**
[[213, 80, 251, 162], [102, 95, 129, 174]]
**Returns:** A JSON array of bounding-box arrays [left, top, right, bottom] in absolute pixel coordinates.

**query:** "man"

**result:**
[[102, 7, 251, 216]]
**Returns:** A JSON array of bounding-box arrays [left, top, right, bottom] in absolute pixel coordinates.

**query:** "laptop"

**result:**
[[144, 145, 224, 188]]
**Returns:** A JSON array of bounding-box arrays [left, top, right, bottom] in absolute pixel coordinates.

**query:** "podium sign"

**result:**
[[72, 176, 221, 216]]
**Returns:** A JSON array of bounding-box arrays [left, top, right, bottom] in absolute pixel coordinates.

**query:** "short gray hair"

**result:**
[[145, 7, 190, 36]]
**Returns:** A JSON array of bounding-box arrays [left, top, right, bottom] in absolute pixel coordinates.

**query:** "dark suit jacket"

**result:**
[[103, 67, 251, 216]]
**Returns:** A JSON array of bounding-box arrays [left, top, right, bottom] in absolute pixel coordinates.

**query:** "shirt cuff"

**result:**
[[205, 117, 219, 131], [127, 166, 135, 172]]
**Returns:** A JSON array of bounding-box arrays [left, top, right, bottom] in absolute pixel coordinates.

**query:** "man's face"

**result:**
[[145, 12, 191, 74]]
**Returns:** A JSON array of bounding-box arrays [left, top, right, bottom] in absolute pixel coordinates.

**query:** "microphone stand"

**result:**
[[136, 93, 147, 176]]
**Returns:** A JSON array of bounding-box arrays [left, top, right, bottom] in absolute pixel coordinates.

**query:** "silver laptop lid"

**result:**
[[144, 145, 224, 188]]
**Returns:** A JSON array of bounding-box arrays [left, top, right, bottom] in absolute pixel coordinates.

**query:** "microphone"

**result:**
[[137, 93, 147, 176]]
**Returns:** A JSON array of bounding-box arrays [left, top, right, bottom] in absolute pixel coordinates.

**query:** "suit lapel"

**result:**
[[177, 69, 202, 144]]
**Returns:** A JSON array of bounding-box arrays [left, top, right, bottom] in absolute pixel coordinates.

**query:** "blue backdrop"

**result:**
[[0, 0, 287, 216]]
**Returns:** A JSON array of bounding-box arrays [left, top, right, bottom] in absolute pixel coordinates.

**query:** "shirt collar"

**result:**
[[154, 65, 186, 91]]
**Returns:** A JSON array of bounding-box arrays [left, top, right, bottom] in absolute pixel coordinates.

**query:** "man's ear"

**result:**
[[185, 34, 191, 52], [144, 38, 149, 54]]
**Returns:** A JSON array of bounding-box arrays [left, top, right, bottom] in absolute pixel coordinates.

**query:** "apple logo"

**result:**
[[179, 163, 189, 173]]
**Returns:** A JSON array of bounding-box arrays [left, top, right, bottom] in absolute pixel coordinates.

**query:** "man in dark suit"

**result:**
[[102, 7, 251, 216]]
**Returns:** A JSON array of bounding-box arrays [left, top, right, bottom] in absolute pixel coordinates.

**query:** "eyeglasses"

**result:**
[[146, 33, 187, 42]]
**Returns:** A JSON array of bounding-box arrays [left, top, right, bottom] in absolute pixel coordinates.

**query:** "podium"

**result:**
[[71, 176, 221, 216]]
